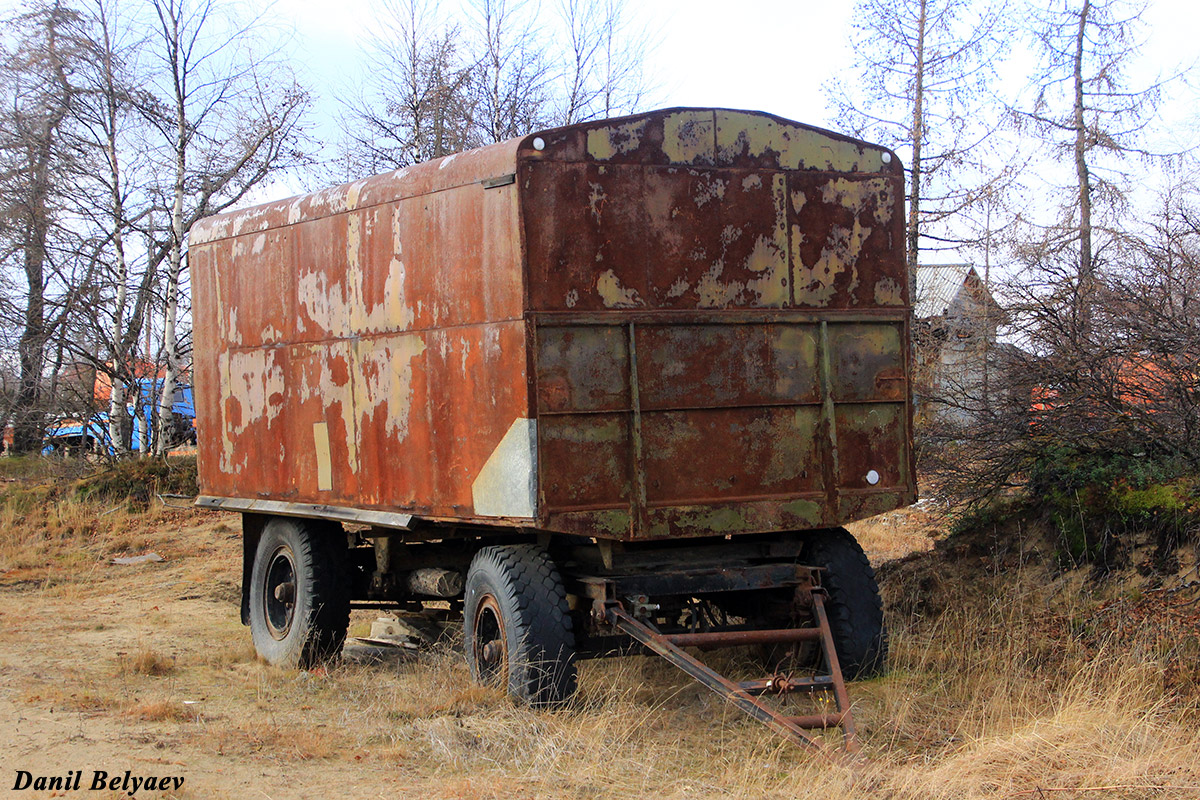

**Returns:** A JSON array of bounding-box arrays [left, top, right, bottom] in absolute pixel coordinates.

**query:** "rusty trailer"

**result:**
[[190, 107, 913, 750]]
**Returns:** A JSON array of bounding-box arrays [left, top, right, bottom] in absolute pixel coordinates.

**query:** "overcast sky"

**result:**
[[284, 0, 856, 124], [281, 0, 1197, 132]]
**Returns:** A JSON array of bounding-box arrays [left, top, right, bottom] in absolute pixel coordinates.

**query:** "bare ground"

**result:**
[[1, 497, 1198, 799]]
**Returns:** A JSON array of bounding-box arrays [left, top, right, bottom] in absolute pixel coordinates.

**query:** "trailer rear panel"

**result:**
[[191, 108, 914, 541]]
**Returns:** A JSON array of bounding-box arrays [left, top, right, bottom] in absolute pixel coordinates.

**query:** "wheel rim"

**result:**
[[263, 545, 297, 640], [472, 594, 507, 685]]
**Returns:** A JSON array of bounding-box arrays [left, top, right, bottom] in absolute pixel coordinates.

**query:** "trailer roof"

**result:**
[[189, 107, 895, 246]]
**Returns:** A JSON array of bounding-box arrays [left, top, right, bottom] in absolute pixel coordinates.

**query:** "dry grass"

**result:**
[[1, 467, 1198, 798], [118, 647, 177, 677], [847, 498, 950, 564], [124, 699, 199, 722]]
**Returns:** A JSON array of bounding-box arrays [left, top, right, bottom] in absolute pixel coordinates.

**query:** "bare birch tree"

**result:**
[[343, 0, 652, 178], [469, 0, 552, 143], [64, 0, 149, 456], [140, 0, 309, 454], [341, 0, 476, 174], [555, 0, 649, 125]]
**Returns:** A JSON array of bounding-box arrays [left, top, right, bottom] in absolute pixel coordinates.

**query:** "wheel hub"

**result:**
[[472, 594, 507, 684], [263, 546, 297, 640]]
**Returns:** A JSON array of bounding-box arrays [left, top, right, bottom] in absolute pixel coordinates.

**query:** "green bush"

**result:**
[[1028, 447, 1198, 568]]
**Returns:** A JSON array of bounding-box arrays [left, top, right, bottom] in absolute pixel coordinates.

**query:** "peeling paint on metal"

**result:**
[[588, 182, 606, 220], [692, 174, 726, 207], [782, 497, 822, 525], [217, 348, 286, 473], [596, 269, 643, 308], [793, 219, 869, 307], [673, 505, 747, 533], [587, 118, 646, 160], [820, 177, 893, 226], [661, 110, 714, 165], [874, 275, 904, 306], [351, 335, 427, 443]]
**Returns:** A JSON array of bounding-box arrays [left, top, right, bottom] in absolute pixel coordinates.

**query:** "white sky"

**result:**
[[279, 0, 1198, 130], [285, 0, 855, 134]]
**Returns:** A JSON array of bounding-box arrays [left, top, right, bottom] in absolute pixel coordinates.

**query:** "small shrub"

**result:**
[[950, 496, 1029, 538]]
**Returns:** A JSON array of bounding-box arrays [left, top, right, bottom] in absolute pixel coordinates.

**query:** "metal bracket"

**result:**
[[481, 173, 516, 189]]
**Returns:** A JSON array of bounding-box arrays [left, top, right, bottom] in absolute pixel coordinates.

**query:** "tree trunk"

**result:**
[[1073, 0, 1094, 324], [907, 0, 927, 300], [11, 126, 56, 454], [155, 98, 187, 456], [106, 90, 131, 457]]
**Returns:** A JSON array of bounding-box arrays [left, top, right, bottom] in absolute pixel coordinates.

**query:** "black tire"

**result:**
[[803, 527, 887, 680], [248, 517, 350, 668], [463, 545, 576, 708]]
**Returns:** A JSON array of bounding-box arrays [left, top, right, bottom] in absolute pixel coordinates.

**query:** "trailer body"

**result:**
[[191, 108, 915, 539]]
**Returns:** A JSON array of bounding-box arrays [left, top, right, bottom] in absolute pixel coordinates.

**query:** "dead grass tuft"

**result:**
[[22, 684, 120, 714], [119, 648, 177, 677], [124, 700, 198, 722]]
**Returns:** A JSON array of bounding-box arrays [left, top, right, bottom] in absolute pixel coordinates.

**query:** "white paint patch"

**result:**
[[588, 182, 607, 221], [472, 418, 538, 519], [297, 268, 346, 336], [217, 348, 287, 473], [350, 336, 427, 452], [295, 206, 416, 339], [345, 180, 368, 210], [226, 307, 242, 346]]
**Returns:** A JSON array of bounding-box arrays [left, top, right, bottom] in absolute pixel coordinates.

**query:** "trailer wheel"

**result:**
[[248, 517, 350, 668], [463, 545, 576, 707], [804, 527, 887, 680]]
